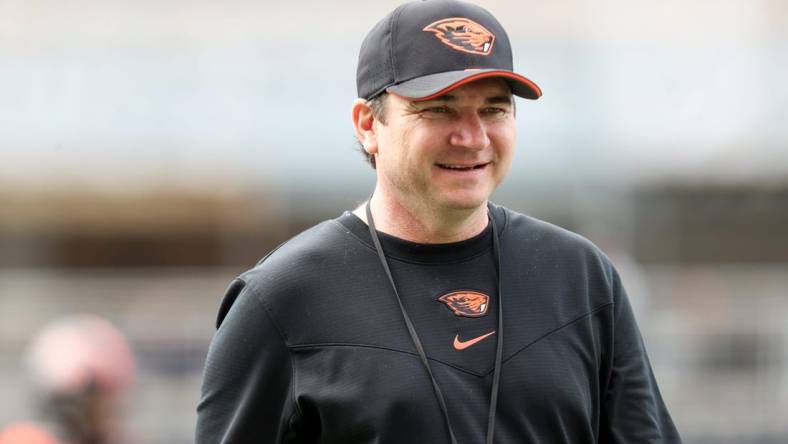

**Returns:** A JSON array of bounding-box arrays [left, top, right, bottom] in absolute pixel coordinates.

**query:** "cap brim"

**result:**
[[387, 69, 541, 101]]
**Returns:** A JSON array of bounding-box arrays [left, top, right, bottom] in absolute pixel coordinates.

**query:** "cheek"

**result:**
[[373, 125, 397, 164], [387, 125, 425, 165], [491, 124, 516, 156], [375, 126, 411, 180]]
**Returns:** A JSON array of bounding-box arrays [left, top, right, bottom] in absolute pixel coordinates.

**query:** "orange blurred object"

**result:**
[[0, 422, 61, 444]]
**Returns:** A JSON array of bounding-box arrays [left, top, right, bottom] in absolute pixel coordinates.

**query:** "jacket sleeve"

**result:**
[[196, 277, 300, 443], [600, 270, 682, 443]]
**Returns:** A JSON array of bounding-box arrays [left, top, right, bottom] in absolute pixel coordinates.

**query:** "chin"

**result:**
[[438, 194, 489, 212]]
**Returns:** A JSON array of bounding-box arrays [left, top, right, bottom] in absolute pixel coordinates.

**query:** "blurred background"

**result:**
[[1, 0, 786, 442]]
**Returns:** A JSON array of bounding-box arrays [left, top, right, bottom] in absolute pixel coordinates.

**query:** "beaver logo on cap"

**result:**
[[438, 291, 491, 317], [423, 18, 495, 56]]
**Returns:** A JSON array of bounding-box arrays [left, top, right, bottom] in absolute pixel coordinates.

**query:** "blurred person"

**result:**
[[196, 0, 681, 443], [0, 315, 135, 444]]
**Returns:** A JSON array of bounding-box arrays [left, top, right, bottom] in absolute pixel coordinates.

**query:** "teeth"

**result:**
[[439, 163, 486, 170]]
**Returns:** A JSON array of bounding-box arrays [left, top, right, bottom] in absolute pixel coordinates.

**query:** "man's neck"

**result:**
[[352, 190, 489, 244]]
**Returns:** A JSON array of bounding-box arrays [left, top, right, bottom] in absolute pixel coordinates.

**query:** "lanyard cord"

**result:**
[[365, 201, 504, 444]]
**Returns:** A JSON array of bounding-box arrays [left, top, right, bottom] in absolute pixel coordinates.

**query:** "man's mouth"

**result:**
[[436, 162, 490, 171]]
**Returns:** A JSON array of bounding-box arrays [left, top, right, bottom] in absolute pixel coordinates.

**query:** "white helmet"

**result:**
[[26, 314, 135, 397]]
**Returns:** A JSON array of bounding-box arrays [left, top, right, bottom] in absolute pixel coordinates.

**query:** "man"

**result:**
[[0, 315, 136, 444], [196, 1, 681, 443]]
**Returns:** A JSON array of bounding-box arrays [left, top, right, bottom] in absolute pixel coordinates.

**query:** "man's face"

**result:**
[[372, 78, 516, 213]]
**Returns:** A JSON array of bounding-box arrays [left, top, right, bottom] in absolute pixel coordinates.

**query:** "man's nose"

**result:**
[[449, 112, 489, 150]]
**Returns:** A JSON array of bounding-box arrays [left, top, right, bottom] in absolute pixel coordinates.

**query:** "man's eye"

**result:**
[[482, 107, 506, 114]]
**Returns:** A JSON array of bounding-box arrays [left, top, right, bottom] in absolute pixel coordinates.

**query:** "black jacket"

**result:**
[[196, 204, 681, 443]]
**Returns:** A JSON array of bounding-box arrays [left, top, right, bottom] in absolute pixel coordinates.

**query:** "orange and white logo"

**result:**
[[423, 17, 495, 56], [438, 291, 490, 317]]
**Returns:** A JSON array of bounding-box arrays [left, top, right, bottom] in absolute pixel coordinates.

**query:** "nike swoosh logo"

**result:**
[[453, 331, 496, 350]]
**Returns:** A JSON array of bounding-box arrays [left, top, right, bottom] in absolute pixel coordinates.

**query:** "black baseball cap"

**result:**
[[356, 0, 541, 101]]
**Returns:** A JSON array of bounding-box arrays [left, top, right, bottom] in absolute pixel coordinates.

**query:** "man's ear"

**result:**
[[352, 99, 379, 155]]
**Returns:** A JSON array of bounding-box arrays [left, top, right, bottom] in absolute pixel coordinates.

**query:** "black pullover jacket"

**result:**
[[196, 204, 681, 443]]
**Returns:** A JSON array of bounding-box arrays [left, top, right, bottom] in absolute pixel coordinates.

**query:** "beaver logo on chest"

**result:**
[[438, 291, 491, 317], [423, 18, 496, 56]]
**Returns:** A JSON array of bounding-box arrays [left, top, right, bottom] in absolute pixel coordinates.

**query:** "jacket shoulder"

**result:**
[[501, 206, 607, 255], [216, 218, 357, 328], [497, 205, 618, 295]]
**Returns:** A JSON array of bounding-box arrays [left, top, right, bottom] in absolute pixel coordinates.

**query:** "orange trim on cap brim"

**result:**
[[393, 71, 542, 101]]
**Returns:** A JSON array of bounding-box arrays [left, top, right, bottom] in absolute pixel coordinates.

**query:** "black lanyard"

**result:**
[[365, 201, 504, 444]]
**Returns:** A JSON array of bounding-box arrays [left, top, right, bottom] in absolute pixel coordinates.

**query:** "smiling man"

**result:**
[[352, 79, 516, 244], [196, 1, 681, 443]]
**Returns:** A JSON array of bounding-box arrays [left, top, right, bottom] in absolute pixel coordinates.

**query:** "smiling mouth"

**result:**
[[436, 162, 490, 171]]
